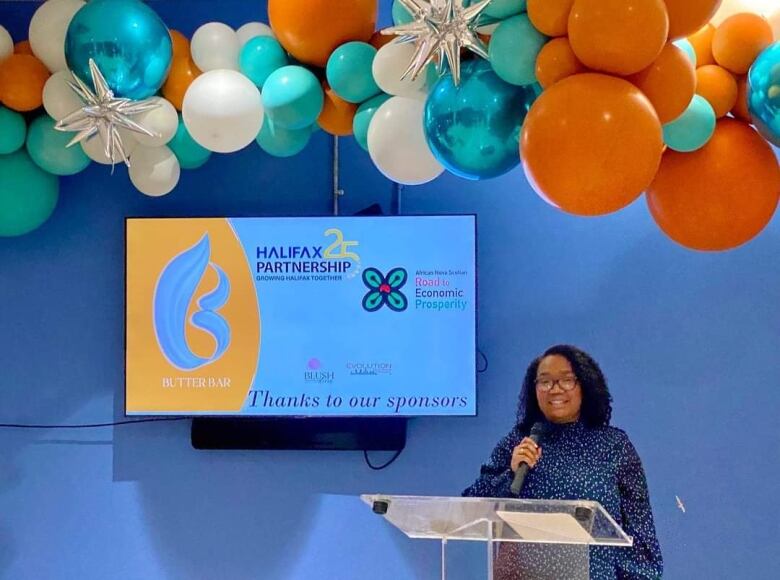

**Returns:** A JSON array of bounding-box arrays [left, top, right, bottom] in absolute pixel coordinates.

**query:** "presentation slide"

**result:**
[[126, 216, 476, 416]]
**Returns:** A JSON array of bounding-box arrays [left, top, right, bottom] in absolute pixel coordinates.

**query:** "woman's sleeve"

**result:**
[[462, 432, 516, 498], [615, 435, 664, 579]]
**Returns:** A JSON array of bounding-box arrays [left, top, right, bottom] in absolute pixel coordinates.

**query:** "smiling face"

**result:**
[[535, 354, 583, 424]]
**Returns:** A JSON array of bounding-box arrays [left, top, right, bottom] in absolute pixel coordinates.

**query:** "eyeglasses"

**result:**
[[535, 377, 578, 392]]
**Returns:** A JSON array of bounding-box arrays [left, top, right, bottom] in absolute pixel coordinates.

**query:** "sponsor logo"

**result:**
[[361, 267, 408, 312]]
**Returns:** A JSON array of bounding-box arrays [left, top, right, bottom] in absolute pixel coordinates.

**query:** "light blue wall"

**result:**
[[1, 2, 779, 579]]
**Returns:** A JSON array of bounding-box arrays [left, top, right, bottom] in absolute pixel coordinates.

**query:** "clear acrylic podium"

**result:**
[[361, 495, 633, 580]]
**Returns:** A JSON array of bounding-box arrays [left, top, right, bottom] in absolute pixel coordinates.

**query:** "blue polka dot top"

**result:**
[[463, 420, 663, 579]]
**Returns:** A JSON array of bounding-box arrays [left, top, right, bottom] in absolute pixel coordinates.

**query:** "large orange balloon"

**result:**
[[568, 0, 669, 75], [664, 0, 722, 40], [318, 86, 357, 136], [712, 13, 773, 75], [162, 57, 201, 111], [688, 24, 715, 66], [527, 0, 575, 37], [535, 37, 588, 89], [0, 54, 50, 112], [269, 0, 376, 67], [695, 64, 737, 118], [169, 30, 190, 60], [647, 119, 780, 251], [521, 73, 664, 216], [627, 44, 695, 123]]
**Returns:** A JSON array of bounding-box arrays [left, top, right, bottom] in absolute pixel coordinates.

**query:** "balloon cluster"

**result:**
[[0, 0, 779, 251]]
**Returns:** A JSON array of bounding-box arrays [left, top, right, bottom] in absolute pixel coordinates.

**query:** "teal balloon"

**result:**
[[256, 118, 313, 158], [26, 115, 91, 176], [484, 0, 526, 19], [239, 36, 288, 88], [489, 14, 547, 86], [662, 95, 716, 153], [353, 93, 391, 151], [326, 42, 380, 103], [262, 66, 324, 130], [0, 150, 59, 237], [65, 0, 172, 99], [392, 1, 414, 25], [0, 106, 26, 155], [169, 116, 211, 169], [747, 42, 780, 147], [424, 59, 541, 180], [673, 39, 697, 67]]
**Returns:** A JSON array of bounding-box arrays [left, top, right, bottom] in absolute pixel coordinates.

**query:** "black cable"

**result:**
[[477, 348, 489, 373], [0, 417, 187, 429], [363, 447, 404, 470]]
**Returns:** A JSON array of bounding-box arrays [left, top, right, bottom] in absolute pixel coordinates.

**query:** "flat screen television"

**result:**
[[125, 216, 477, 422]]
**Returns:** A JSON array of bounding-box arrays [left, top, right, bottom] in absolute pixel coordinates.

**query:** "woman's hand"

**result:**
[[511, 437, 542, 472]]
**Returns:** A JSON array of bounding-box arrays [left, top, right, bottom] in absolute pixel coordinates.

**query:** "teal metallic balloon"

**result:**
[[673, 38, 697, 67], [662, 95, 716, 153], [484, 0, 526, 20], [0, 150, 59, 237], [256, 117, 313, 158], [26, 115, 91, 176], [424, 59, 541, 180], [747, 42, 780, 147], [353, 93, 391, 151], [239, 36, 288, 88], [0, 106, 26, 155], [65, 0, 172, 99], [392, 0, 414, 25], [326, 42, 380, 104], [169, 115, 211, 169], [262, 66, 324, 130], [488, 14, 547, 86]]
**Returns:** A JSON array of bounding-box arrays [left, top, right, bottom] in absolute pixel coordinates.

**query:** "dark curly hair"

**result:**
[[517, 345, 613, 433]]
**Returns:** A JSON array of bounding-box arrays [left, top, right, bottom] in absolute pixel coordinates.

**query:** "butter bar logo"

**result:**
[[361, 267, 408, 312], [153, 234, 231, 370]]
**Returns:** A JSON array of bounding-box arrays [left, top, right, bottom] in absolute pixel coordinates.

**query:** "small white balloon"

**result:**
[[129, 145, 181, 197], [237, 22, 274, 47], [367, 97, 443, 185], [372, 41, 429, 99], [29, 0, 85, 72], [0, 25, 12, 63], [133, 97, 178, 147], [191, 22, 240, 72], [81, 130, 139, 165], [43, 71, 84, 120], [183, 69, 264, 153]]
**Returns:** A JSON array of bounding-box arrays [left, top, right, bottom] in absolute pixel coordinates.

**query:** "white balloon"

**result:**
[[0, 25, 12, 63], [81, 130, 139, 165], [372, 42, 429, 99], [129, 145, 181, 197], [191, 22, 240, 72], [237, 22, 274, 47], [367, 97, 443, 185], [43, 71, 84, 120], [133, 97, 179, 147], [29, 0, 85, 72], [183, 69, 264, 153]]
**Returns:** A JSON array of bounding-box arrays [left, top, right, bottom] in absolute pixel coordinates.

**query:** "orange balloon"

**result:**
[[688, 24, 715, 66], [162, 57, 201, 111], [732, 75, 750, 122], [169, 30, 190, 60], [521, 73, 664, 216], [318, 86, 357, 136], [0, 54, 50, 112], [269, 0, 376, 67], [664, 0, 722, 40], [14, 40, 33, 55], [535, 37, 587, 89], [695, 64, 737, 118], [528, 0, 575, 37], [712, 13, 773, 75], [370, 31, 395, 51], [628, 44, 696, 123], [647, 119, 780, 251], [568, 0, 670, 76]]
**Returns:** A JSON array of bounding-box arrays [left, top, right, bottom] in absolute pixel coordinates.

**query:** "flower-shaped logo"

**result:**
[[362, 267, 408, 312]]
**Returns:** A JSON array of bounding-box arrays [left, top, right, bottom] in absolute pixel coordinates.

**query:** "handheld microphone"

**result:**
[[510, 422, 546, 495]]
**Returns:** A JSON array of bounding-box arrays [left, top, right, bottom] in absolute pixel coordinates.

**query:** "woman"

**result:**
[[463, 345, 663, 579]]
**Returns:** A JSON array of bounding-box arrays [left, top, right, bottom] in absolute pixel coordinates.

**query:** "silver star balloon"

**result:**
[[55, 59, 160, 170], [382, 0, 493, 86]]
